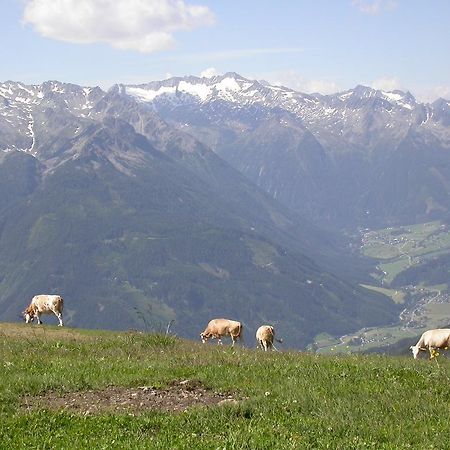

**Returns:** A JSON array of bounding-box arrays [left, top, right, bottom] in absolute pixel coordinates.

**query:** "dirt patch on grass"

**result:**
[[21, 380, 239, 415]]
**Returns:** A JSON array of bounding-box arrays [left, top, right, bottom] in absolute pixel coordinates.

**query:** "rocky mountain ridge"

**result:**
[[115, 73, 450, 228]]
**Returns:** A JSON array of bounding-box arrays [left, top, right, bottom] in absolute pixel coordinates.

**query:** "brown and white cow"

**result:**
[[200, 318, 242, 346], [23, 295, 64, 327], [410, 328, 450, 359], [256, 325, 283, 351]]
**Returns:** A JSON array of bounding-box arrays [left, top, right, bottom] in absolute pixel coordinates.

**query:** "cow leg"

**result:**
[[56, 312, 64, 327], [35, 312, 42, 325], [429, 346, 435, 359]]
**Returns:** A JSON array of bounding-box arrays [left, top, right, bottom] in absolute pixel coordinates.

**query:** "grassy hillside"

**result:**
[[2, 323, 450, 449], [0, 149, 397, 347]]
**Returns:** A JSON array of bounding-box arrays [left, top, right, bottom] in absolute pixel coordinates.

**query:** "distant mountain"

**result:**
[[0, 79, 397, 347], [118, 73, 450, 228]]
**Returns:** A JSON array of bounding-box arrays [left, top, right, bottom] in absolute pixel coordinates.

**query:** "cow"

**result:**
[[256, 325, 283, 351], [410, 328, 450, 359], [23, 295, 64, 327], [200, 318, 242, 346]]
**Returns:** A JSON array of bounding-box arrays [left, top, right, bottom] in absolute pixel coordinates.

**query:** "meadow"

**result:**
[[2, 324, 450, 449]]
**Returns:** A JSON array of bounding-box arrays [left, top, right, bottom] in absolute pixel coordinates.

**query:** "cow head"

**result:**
[[410, 345, 421, 359], [23, 305, 35, 324], [200, 332, 216, 343]]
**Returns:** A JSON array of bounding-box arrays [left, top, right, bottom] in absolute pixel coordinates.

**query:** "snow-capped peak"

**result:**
[[124, 73, 258, 104], [333, 85, 417, 111]]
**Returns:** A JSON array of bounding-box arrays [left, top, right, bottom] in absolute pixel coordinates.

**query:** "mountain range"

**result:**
[[1, 73, 448, 346], [118, 72, 450, 228]]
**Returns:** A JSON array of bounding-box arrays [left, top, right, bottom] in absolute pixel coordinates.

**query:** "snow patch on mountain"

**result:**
[[125, 75, 254, 104], [26, 113, 36, 156], [178, 81, 211, 100], [381, 91, 414, 110], [215, 77, 241, 92], [127, 85, 177, 102]]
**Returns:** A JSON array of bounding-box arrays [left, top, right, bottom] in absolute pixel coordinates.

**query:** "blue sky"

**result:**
[[1, 0, 449, 101]]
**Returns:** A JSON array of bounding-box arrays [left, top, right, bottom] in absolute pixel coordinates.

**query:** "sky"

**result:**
[[1, 0, 449, 102]]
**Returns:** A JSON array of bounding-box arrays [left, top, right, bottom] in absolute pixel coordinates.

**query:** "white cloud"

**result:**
[[351, 0, 397, 15], [414, 85, 450, 103], [264, 71, 340, 95], [22, 0, 215, 53], [200, 67, 219, 78], [370, 77, 401, 91], [303, 79, 341, 95]]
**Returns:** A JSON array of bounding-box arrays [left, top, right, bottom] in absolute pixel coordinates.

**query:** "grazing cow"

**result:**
[[410, 328, 450, 359], [200, 318, 242, 346], [23, 295, 64, 327], [256, 325, 283, 351]]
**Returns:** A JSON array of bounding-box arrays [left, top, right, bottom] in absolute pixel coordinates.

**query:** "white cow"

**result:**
[[23, 295, 64, 327], [200, 318, 242, 346], [256, 325, 282, 351], [410, 328, 450, 359]]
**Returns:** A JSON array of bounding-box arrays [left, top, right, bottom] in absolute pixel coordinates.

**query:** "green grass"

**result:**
[[2, 324, 450, 449], [378, 257, 411, 285], [360, 284, 406, 304]]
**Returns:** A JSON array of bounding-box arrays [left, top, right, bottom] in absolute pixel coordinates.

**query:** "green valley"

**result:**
[[315, 221, 450, 354]]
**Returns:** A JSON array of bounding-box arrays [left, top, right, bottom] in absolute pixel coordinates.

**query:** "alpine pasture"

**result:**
[[2, 323, 450, 449]]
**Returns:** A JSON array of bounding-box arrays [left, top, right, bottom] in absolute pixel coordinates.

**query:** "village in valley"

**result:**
[[314, 220, 450, 353]]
